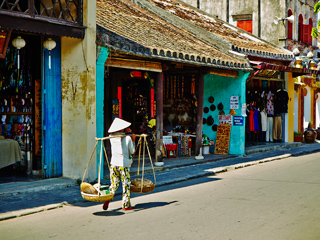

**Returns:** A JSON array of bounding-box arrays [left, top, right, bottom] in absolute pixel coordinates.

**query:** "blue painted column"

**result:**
[[96, 46, 109, 179], [238, 71, 250, 155], [42, 39, 62, 178]]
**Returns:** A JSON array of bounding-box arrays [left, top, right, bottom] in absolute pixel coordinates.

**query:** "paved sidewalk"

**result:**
[[1, 141, 320, 221]]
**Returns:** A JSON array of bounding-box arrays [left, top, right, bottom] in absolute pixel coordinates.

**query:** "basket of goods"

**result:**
[[130, 178, 155, 193], [130, 134, 156, 193], [81, 182, 114, 202], [80, 137, 115, 202]]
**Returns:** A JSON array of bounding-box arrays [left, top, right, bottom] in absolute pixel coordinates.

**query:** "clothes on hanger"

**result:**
[[274, 89, 289, 114], [266, 91, 274, 117]]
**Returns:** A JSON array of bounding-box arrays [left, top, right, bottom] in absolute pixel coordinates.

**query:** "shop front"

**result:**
[[0, 30, 62, 180], [103, 58, 162, 159], [162, 71, 199, 157], [0, 0, 86, 180], [103, 58, 203, 159], [245, 66, 289, 147]]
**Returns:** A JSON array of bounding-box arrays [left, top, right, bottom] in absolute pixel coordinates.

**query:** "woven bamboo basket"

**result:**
[[130, 178, 155, 193], [130, 134, 157, 193], [80, 182, 114, 202], [81, 192, 114, 202]]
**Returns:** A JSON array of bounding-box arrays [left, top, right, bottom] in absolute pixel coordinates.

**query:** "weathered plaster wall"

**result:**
[[203, 71, 249, 155], [199, 0, 227, 20], [61, 0, 97, 180]]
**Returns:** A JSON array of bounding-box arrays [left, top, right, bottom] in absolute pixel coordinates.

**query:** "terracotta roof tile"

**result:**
[[149, 0, 293, 61], [96, 0, 251, 70]]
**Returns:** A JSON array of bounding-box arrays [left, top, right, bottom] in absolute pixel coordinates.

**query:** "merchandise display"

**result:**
[[163, 74, 197, 133], [246, 80, 288, 146], [0, 35, 41, 175]]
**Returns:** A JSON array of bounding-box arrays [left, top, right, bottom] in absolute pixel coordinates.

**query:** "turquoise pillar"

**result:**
[[96, 46, 109, 179], [203, 71, 249, 155]]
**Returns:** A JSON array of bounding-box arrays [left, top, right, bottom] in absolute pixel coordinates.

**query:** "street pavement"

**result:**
[[1, 141, 320, 221]]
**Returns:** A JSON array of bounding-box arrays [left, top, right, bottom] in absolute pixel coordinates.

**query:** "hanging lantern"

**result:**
[[43, 38, 56, 69], [12, 36, 26, 69]]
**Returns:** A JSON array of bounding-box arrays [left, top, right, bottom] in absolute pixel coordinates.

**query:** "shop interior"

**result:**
[[122, 76, 152, 133], [0, 32, 42, 182], [105, 68, 157, 156], [245, 71, 288, 147], [105, 67, 199, 157], [162, 73, 198, 157]]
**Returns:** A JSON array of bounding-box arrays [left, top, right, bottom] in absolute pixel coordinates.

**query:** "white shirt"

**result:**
[[110, 132, 135, 168], [260, 110, 268, 131]]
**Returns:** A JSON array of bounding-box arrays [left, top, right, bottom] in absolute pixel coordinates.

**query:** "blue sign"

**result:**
[[233, 116, 244, 126]]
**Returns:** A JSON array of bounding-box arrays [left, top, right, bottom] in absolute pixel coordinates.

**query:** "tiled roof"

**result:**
[[148, 0, 294, 61], [96, 0, 252, 70]]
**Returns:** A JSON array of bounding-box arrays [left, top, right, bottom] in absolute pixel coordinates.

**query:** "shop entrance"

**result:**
[[122, 77, 151, 133], [0, 33, 42, 182], [0, 32, 62, 181], [245, 73, 288, 147]]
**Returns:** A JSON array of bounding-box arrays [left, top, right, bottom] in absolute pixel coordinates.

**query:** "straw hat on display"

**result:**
[[108, 117, 131, 133]]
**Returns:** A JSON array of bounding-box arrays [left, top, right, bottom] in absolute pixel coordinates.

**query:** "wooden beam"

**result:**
[[105, 58, 162, 72], [155, 72, 164, 162], [253, 77, 284, 81], [195, 70, 204, 156], [209, 69, 238, 78]]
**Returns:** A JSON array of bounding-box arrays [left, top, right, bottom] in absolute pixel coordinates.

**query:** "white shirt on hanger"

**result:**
[[260, 110, 268, 131]]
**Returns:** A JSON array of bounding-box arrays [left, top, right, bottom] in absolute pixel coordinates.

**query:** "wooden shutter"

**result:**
[[309, 19, 313, 45], [237, 20, 252, 34], [303, 24, 309, 43], [298, 14, 303, 42], [287, 21, 293, 39], [287, 10, 293, 39]]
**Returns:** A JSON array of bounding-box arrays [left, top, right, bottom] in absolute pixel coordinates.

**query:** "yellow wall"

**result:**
[[287, 72, 294, 142], [61, 0, 97, 180]]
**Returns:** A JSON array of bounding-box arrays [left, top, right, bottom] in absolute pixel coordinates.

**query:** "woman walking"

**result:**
[[103, 117, 136, 211]]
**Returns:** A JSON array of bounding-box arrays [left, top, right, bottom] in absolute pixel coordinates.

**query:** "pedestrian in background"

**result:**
[[103, 117, 136, 211]]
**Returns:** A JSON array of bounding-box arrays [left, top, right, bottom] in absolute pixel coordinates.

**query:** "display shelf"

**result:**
[[0, 112, 32, 115]]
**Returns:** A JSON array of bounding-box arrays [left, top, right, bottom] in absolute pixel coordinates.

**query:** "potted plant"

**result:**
[[202, 134, 213, 155], [304, 121, 317, 143], [294, 132, 303, 142]]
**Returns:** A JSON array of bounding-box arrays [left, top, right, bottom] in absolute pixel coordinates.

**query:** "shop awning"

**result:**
[[0, 11, 85, 39], [252, 61, 320, 75]]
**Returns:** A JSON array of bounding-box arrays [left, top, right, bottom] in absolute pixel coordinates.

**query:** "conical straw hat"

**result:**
[[108, 117, 131, 133]]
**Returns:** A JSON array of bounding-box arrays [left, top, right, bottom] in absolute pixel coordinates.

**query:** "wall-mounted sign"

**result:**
[[219, 115, 232, 124], [130, 71, 142, 78], [233, 116, 244, 126], [230, 96, 239, 109], [0, 29, 11, 59], [241, 103, 246, 116]]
